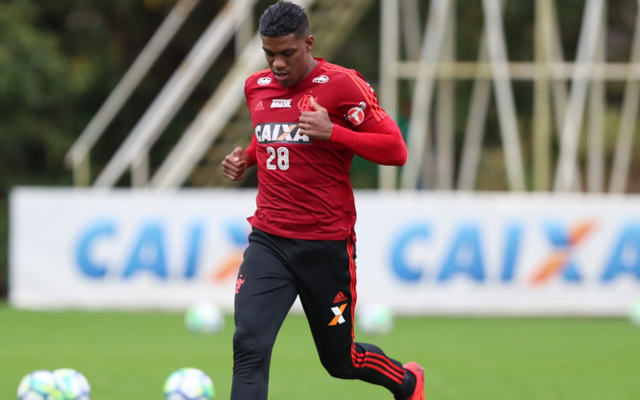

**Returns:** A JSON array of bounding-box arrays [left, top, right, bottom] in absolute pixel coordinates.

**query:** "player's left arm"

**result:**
[[298, 97, 407, 166], [330, 117, 407, 166]]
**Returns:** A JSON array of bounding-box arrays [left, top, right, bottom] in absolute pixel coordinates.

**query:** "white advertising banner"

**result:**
[[9, 188, 640, 315]]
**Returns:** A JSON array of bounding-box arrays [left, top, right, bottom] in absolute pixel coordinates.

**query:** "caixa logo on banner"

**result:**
[[390, 220, 640, 284], [75, 219, 247, 281]]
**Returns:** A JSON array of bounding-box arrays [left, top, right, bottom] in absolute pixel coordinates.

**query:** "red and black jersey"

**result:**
[[243, 58, 407, 240]]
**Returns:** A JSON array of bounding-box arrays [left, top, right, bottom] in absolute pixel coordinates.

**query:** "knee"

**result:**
[[233, 327, 272, 366], [326, 365, 355, 380], [320, 357, 358, 380]]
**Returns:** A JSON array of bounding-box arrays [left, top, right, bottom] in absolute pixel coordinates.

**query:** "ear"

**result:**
[[305, 35, 314, 52]]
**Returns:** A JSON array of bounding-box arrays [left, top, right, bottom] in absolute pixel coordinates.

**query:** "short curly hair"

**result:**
[[259, 2, 310, 38]]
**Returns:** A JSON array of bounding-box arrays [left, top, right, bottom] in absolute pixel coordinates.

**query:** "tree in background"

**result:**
[[0, 0, 201, 297], [1, 0, 75, 296]]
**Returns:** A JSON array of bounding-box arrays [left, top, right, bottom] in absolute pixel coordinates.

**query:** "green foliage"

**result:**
[[0, 1, 66, 107], [0, 0, 212, 297], [0, 0, 72, 177], [0, 202, 6, 297], [0, 0, 71, 296]]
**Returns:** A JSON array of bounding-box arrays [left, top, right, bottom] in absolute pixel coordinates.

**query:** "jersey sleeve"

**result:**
[[327, 70, 407, 166], [243, 74, 260, 168], [330, 117, 407, 166], [245, 134, 258, 167], [331, 70, 389, 132]]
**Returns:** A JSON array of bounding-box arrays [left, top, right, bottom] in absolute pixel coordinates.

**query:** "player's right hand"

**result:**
[[221, 146, 249, 181]]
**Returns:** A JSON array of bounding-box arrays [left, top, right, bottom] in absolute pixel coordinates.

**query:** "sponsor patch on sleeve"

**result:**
[[345, 101, 367, 126]]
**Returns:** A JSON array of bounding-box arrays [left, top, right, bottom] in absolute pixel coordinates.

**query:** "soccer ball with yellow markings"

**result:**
[[17, 370, 65, 400], [163, 368, 215, 400], [52, 368, 91, 400]]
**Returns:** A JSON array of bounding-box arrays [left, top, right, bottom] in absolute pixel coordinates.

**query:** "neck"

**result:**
[[303, 56, 318, 80]]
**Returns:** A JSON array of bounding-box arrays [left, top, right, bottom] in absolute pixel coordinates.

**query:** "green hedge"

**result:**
[[0, 201, 7, 298]]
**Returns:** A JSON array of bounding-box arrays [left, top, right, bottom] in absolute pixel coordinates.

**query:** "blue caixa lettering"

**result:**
[[391, 222, 521, 283], [76, 220, 204, 280], [391, 220, 640, 284], [602, 224, 640, 282]]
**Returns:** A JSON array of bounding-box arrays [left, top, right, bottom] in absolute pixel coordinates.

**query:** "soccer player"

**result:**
[[221, 2, 424, 400]]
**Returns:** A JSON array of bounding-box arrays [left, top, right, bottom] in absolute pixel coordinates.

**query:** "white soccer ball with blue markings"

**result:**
[[357, 303, 395, 336], [17, 370, 65, 400], [163, 368, 215, 400], [52, 368, 91, 400], [184, 301, 224, 334]]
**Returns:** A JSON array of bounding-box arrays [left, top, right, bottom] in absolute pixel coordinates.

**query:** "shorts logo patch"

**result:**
[[333, 291, 347, 304], [329, 303, 348, 326], [346, 101, 367, 126], [235, 274, 246, 294]]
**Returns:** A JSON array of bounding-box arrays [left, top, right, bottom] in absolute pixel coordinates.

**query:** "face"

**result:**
[[261, 33, 315, 87]]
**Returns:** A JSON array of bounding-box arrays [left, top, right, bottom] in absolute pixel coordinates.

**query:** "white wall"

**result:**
[[9, 188, 640, 315]]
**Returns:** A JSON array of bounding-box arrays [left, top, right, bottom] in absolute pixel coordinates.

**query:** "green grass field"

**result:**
[[1, 302, 639, 400]]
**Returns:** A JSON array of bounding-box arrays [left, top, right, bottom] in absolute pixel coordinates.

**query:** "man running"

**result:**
[[222, 2, 425, 399]]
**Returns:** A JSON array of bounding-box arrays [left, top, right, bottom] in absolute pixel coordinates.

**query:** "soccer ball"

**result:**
[[17, 370, 65, 400], [52, 368, 91, 400], [163, 368, 215, 400], [357, 303, 395, 336], [629, 298, 640, 325], [184, 301, 224, 334]]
